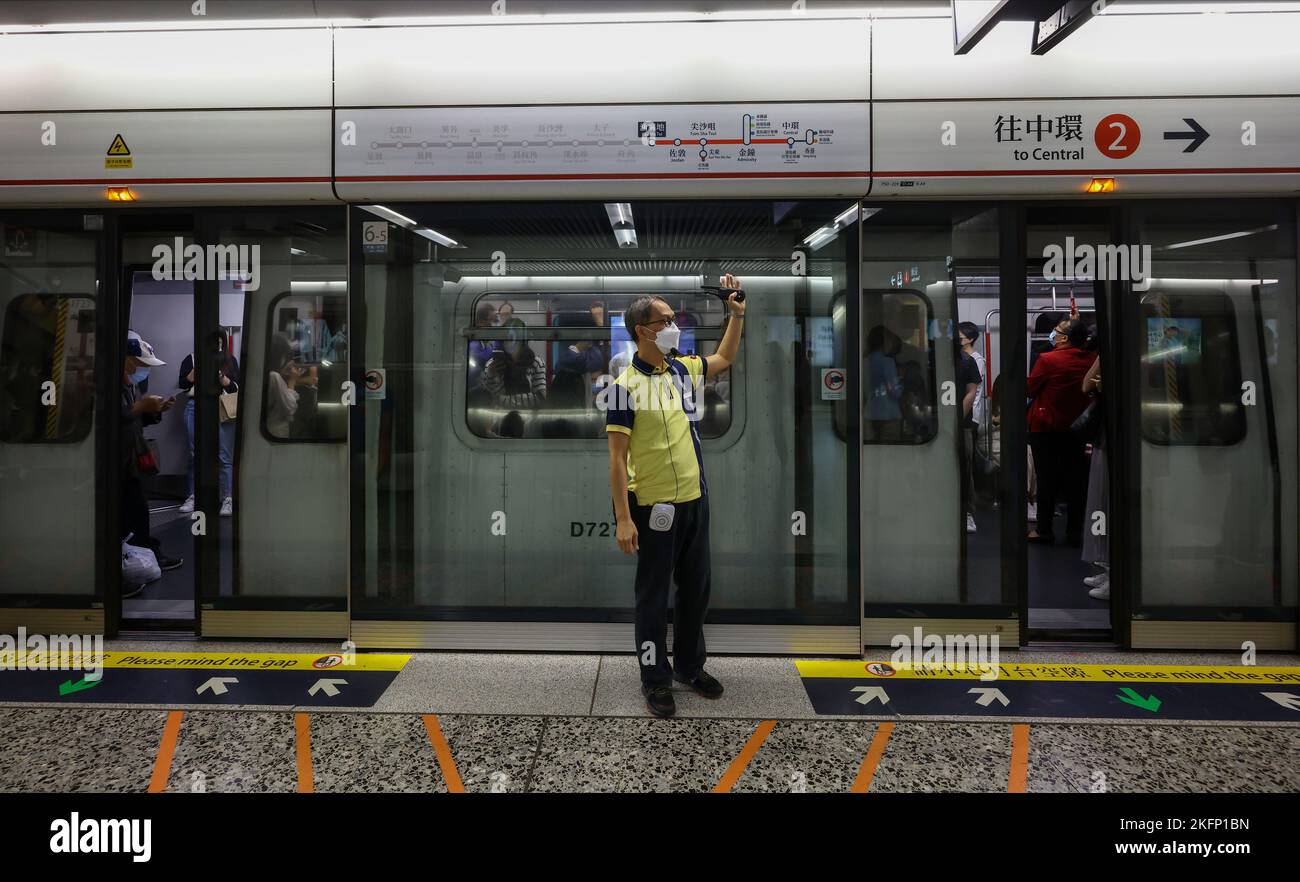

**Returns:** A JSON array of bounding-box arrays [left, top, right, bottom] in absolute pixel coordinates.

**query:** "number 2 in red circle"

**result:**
[[1095, 114, 1141, 159]]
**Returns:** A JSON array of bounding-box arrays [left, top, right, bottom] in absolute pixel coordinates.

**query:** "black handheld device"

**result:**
[[699, 285, 745, 304]]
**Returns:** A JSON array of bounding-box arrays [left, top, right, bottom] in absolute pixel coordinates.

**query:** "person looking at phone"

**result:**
[[604, 274, 746, 718], [266, 333, 319, 439], [121, 331, 182, 578]]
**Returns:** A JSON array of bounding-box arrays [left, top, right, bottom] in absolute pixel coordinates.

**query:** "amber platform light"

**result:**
[[105, 187, 136, 202], [1085, 177, 1116, 193]]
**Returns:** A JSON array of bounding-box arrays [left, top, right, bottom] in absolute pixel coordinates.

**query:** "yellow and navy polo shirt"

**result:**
[[605, 352, 708, 506]]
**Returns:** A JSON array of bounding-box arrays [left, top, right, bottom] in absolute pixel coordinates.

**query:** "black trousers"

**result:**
[[121, 476, 161, 554], [1028, 431, 1087, 541], [627, 492, 711, 687]]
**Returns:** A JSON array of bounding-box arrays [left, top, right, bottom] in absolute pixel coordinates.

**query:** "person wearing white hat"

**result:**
[[121, 331, 182, 592]]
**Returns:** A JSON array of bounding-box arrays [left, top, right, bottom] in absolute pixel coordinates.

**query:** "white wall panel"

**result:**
[[0, 28, 333, 111], [334, 18, 871, 107]]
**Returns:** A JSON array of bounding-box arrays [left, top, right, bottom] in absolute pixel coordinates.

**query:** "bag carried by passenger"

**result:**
[[122, 533, 162, 585], [133, 430, 159, 476], [219, 391, 238, 422]]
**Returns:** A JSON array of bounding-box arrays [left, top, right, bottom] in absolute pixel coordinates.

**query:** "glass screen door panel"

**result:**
[[858, 204, 1017, 647], [0, 214, 104, 634], [198, 208, 349, 639], [1124, 201, 1297, 650]]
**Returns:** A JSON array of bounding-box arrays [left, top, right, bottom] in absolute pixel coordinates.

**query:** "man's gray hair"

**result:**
[[623, 296, 666, 337]]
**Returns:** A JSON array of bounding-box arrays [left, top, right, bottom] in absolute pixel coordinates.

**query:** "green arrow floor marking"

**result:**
[[1116, 686, 1161, 712], [58, 676, 103, 697]]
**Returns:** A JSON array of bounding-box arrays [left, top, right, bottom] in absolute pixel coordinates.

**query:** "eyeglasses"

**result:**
[[641, 316, 676, 330]]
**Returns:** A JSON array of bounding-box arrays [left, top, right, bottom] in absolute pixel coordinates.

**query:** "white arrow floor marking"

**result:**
[[196, 677, 238, 696], [968, 687, 1010, 707], [308, 678, 348, 698], [851, 686, 890, 706], [1262, 692, 1300, 712]]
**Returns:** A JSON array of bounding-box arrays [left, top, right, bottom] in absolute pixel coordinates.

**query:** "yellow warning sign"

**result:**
[[0, 650, 409, 672], [796, 659, 1300, 685], [105, 133, 132, 169]]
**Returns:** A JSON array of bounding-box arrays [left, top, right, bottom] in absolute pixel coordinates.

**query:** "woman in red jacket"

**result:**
[[1026, 317, 1098, 545]]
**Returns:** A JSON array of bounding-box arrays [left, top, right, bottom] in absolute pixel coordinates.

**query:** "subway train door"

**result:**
[[1021, 207, 1114, 640], [859, 205, 1020, 650], [115, 210, 350, 638], [117, 212, 207, 631]]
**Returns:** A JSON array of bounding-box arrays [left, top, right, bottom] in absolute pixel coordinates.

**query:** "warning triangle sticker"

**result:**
[[106, 134, 130, 156]]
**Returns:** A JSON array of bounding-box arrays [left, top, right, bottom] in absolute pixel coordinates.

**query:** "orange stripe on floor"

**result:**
[[850, 722, 894, 793], [295, 712, 314, 793], [1008, 723, 1030, 793], [713, 719, 777, 793], [422, 714, 465, 793], [148, 710, 183, 793]]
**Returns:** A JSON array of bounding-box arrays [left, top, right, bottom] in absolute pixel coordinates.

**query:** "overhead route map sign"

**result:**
[[873, 96, 1299, 195], [335, 102, 869, 183]]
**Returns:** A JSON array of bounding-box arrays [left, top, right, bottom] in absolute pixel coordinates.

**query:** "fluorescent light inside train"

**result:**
[[605, 203, 638, 249], [1161, 225, 1279, 250], [803, 203, 866, 252], [363, 205, 418, 227], [413, 227, 459, 248]]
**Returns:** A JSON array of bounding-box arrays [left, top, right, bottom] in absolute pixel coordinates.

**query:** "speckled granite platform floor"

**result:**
[[0, 642, 1296, 792], [0, 707, 1296, 793]]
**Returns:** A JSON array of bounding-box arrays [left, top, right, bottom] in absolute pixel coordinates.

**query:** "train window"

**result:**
[[1139, 292, 1246, 446], [0, 293, 95, 443], [860, 290, 938, 444], [263, 292, 348, 441], [465, 292, 732, 440]]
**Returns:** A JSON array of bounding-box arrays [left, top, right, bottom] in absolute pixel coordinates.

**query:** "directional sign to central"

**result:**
[[797, 660, 1300, 723], [0, 651, 411, 707]]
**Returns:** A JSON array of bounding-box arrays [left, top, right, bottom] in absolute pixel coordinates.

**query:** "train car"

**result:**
[[0, 1, 1296, 654]]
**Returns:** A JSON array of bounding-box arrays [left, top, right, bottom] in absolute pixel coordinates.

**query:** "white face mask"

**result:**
[[653, 322, 680, 355]]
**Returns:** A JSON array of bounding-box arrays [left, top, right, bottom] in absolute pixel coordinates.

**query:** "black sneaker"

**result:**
[[157, 555, 183, 572], [122, 582, 146, 599], [642, 684, 676, 718], [673, 670, 724, 699]]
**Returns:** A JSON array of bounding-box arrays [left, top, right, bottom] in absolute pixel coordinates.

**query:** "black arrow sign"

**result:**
[[1163, 118, 1210, 153]]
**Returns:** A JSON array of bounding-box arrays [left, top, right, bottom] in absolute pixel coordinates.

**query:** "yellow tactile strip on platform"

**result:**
[[0, 651, 410, 672], [796, 660, 1300, 685]]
